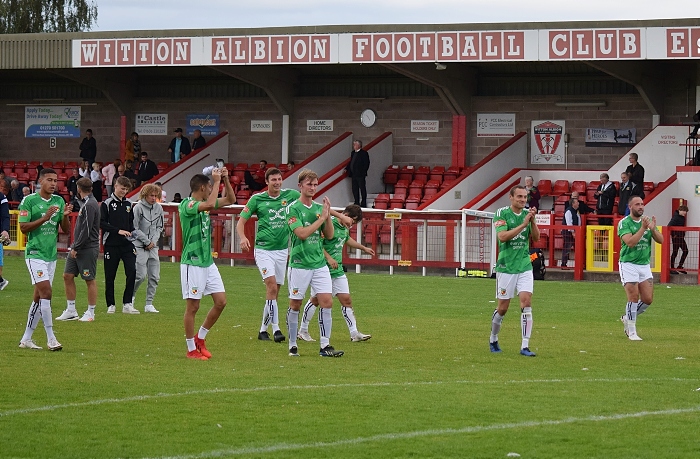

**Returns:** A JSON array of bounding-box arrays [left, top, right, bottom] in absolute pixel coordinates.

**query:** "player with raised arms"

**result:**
[[489, 185, 540, 357], [179, 167, 235, 360]]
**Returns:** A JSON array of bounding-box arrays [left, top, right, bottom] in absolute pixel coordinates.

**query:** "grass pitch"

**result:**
[[0, 254, 699, 459]]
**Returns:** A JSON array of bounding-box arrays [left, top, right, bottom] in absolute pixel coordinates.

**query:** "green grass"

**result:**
[[1, 254, 699, 459]]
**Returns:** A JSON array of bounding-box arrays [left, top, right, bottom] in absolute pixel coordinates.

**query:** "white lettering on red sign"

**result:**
[[548, 29, 641, 60], [79, 38, 191, 66]]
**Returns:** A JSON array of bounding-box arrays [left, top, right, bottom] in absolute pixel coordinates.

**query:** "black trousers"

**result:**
[[352, 176, 367, 207], [104, 243, 137, 306], [671, 232, 689, 268]]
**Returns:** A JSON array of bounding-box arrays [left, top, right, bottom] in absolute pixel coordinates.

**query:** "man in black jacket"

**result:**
[[668, 205, 689, 274], [594, 173, 617, 225], [191, 129, 206, 151], [618, 171, 644, 216], [137, 152, 159, 186], [346, 140, 370, 208], [101, 176, 139, 314], [79, 129, 97, 168], [168, 128, 192, 163], [56, 177, 101, 322], [625, 153, 645, 188]]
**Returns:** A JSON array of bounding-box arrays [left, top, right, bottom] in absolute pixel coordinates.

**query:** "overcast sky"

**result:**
[[93, 0, 695, 32]]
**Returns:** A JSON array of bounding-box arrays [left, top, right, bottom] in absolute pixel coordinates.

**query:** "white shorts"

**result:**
[[495, 271, 534, 300], [619, 262, 653, 285], [311, 275, 350, 297], [288, 266, 332, 300], [255, 248, 288, 285], [25, 259, 57, 285], [181, 264, 225, 299]]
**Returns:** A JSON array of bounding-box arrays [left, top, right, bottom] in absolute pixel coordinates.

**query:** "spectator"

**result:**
[[90, 162, 103, 201], [102, 159, 121, 197], [0, 171, 11, 190], [79, 160, 91, 178], [22, 187, 30, 198], [668, 205, 689, 274], [125, 132, 141, 163], [67, 168, 81, 200], [173, 193, 182, 203], [569, 191, 594, 215], [10, 179, 27, 203], [132, 183, 164, 313], [625, 153, 645, 188], [191, 129, 206, 151], [618, 171, 644, 216], [137, 152, 159, 186], [346, 139, 370, 208], [287, 161, 295, 170], [244, 160, 268, 192], [115, 164, 126, 180], [154, 182, 166, 202], [0, 182, 9, 204], [524, 175, 540, 210], [561, 198, 580, 268], [79, 129, 97, 168], [594, 173, 617, 225], [688, 110, 700, 139], [0, 186, 10, 290], [168, 128, 191, 163]]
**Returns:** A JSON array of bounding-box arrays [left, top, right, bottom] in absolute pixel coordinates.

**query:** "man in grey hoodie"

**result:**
[[57, 177, 101, 322], [132, 183, 164, 313]]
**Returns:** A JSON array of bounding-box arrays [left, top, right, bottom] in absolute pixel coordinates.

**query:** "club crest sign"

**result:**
[[531, 120, 565, 164]]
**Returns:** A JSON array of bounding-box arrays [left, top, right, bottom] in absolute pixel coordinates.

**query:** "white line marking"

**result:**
[[143, 405, 700, 459], [1, 377, 697, 418]]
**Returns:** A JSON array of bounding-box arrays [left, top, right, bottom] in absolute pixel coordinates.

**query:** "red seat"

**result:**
[[443, 166, 461, 182], [586, 189, 597, 201], [643, 182, 655, 192], [552, 180, 570, 196], [389, 197, 405, 209], [16, 160, 27, 168], [29, 161, 40, 167], [3, 161, 15, 169], [54, 161, 65, 169], [571, 181, 586, 194], [236, 190, 251, 205], [18, 173, 30, 182], [408, 180, 424, 197], [3, 167, 12, 176], [13, 167, 25, 175], [537, 180, 552, 196], [405, 195, 421, 210], [429, 166, 445, 182], [277, 164, 289, 173], [383, 166, 399, 185], [587, 181, 600, 190], [398, 166, 414, 182], [394, 179, 409, 196], [414, 166, 430, 182], [42, 161, 53, 168]]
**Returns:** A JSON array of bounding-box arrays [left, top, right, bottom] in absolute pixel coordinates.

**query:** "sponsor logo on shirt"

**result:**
[[243, 206, 249, 213], [188, 200, 196, 208], [20, 210, 28, 217], [288, 217, 297, 224], [494, 219, 506, 228]]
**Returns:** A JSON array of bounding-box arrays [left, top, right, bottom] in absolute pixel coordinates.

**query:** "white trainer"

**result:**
[[297, 331, 316, 342], [78, 310, 94, 322], [351, 331, 372, 342], [144, 304, 159, 313], [0, 279, 9, 290], [628, 334, 643, 341], [107, 305, 116, 314], [19, 339, 42, 350], [56, 309, 79, 321], [47, 338, 63, 351], [620, 315, 629, 337], [122, 303, 140, 314]]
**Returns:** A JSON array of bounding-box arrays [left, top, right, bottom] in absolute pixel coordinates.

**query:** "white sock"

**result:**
[[186, 338, 196, 352], [637, 300, 650, 315], [21, 302, 41, 341], [260, 300, 271, 333], [197, 326, 209, 340], [270, 300, 280, 333], [319, 307, 332, 348], [66, 300, 76, 312], [626, 302, 637, 335], [490, 310, 504, 343], [342, 306, 358, 334], [40, 299, 56, 341], [88, 305, 96, 313], [300, 301, 316, 333], [287, 308, 299, 348], [521, 307, 533, 349]]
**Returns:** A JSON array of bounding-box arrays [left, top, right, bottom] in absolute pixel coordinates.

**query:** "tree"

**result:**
[[0, 0, 98, 34]]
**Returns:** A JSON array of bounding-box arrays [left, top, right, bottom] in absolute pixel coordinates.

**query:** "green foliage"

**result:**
[[0, 0, 97, 34], [0, 256, 699, 458]]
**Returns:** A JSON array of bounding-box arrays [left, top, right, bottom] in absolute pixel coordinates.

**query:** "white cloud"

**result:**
[[93, 0, 696, 32]]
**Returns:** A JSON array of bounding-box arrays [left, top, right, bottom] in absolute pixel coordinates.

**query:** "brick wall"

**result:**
[[470, 94, 654, 170]]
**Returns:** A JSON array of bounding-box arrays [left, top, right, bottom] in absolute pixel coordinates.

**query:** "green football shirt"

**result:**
[[618, 216, 652, 265], [323, 216, 349, 278], [287, 200, 326, 270], [240, 189, 300, 250], [179, 197, 213, 267], [493, 205, 532, 274], [18, 193, 65, 261]]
